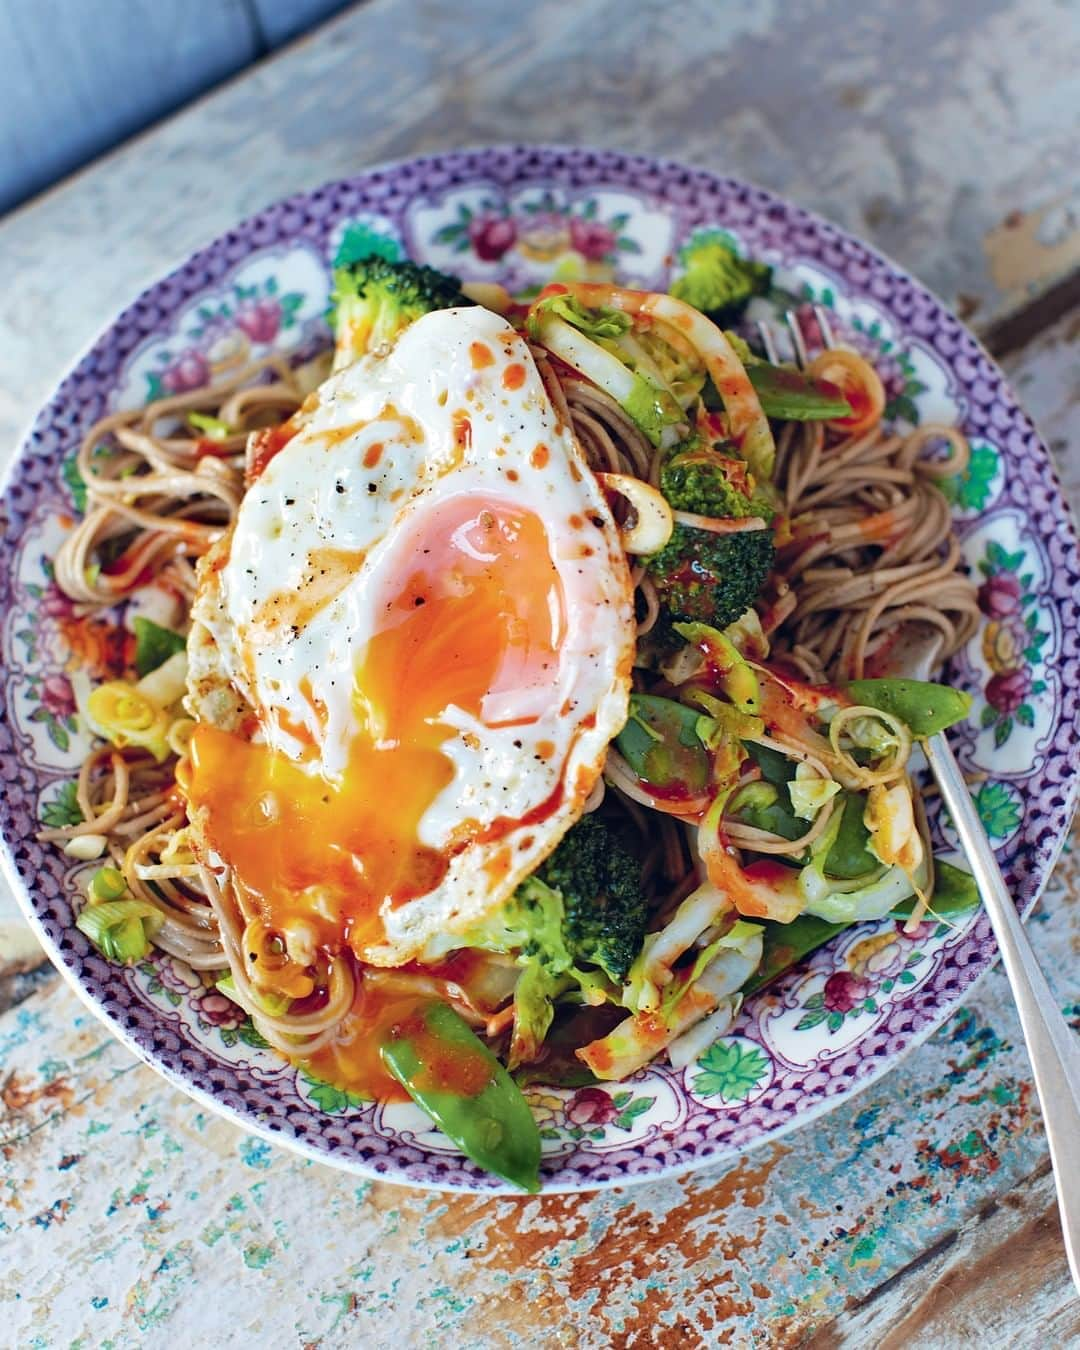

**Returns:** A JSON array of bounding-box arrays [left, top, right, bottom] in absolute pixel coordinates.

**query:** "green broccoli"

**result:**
[[330, 255, 469, 368], [534, 813, 647, 984], [459, 815, 646, 1066], [645, 525, 776, 631], [670, 233, 772, 323], [659, 438, 755, 519], [459, 815, 646, 985]]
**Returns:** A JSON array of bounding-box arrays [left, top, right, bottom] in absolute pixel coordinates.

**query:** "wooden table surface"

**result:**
[[1, 2, 1078, 1344]]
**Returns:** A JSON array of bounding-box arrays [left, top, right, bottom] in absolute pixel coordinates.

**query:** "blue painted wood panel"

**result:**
[[252, 0, 352, 46], [0, 0, 352, 215]]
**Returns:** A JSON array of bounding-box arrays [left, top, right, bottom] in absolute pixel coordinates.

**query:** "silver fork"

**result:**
[[761, 310, 1080, 1294]]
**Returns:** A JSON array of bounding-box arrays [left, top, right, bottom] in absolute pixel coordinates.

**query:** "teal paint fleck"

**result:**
[[91, 1297, 108, 1310], [86, 1120, 110, 1136], [239, 1138, 273, 1169], [958, 1130, 985, 1157], [243, 1242, 274, 1269]]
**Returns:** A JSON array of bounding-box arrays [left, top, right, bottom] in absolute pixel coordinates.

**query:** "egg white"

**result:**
[[189, 307, 635, 965]]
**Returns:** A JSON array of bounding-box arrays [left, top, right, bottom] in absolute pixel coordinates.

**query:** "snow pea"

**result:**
[[892, 859, 980, 918], [741, 861, 979, 996], [616, 694, 712, 795], [746, 361, 853, 421], [379, 1001, 541, 1193], [741, 913, 851, 994], [844, 678, 972, 736], [823, 791, 878, 880], [733, 780, 806, 842], [742, 739, 795, 786]]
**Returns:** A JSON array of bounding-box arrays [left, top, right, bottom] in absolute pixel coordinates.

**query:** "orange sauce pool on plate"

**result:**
[[298, 983, 492, 1103]]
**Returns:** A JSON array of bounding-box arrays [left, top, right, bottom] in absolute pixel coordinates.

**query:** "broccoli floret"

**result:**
[[535, 814, 647, 984], [460, 816, 646, 1066], [659, 438, 754, 519], [460, 815, 646, 985], [670, 233, 772, 323], [330, 255, 468, 368], [646, 526, 775, 631]]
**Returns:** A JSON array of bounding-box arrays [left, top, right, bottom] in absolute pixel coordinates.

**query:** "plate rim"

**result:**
[[2, 142, 1078, 1193]]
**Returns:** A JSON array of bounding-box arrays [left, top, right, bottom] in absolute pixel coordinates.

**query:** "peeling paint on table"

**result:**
[[1, 830, 1076, 1346], [1, 0, 1079, 1342]]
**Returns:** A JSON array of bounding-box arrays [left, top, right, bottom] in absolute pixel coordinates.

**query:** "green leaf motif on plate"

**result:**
[[691, 1039, 770, 1103], [40, 780, 83, 829], [938, 442, 999, 512], [61, 454, 88, 514], [300, 1071, 369, 1114], [974, 781, 1022, 838]]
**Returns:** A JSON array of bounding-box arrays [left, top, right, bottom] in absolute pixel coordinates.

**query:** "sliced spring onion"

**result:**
[[76, 899, 162, 964], [216, 971, 292, 1018], [135, 650, 188, 708], [88, 866, 127, 903], [187, 411, 234, 441]]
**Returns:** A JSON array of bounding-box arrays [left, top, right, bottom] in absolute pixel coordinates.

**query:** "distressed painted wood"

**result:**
[[814, 1163, 1080, 1349], [1, 823, 1075, 1346], [0, 0, 1077, 456], [0, 0, 1078, 1341]]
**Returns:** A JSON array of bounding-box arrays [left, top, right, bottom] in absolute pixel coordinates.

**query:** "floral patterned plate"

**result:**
[[2, 147, 1078, 1193]]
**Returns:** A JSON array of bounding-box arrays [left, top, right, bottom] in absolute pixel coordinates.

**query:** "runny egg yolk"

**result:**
[[188, 493, 566, 955]]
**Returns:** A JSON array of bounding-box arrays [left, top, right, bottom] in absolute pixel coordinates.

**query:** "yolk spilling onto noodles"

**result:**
[[187, 494, 566, 956]]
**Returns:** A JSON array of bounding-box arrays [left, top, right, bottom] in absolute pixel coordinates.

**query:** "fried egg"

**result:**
[[186, 307, 635, 966]]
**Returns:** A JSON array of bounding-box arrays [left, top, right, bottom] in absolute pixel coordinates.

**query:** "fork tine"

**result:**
[[755, 319, 781, 365], [784, 310, 809, 370], [813, 303, 837, 351]]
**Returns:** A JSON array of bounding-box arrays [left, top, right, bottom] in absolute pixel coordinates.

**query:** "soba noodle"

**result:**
[[39, 323, 977, 1055]]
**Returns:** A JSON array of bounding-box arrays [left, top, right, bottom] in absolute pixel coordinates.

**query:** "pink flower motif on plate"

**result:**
[[191, 989, 243, 1029], [40, 673, 75, 721], [161, 349, 211, 394], [234, 298, 283, 344], [565, 1087, 619, 1127], [568, 216, 618, 262], [822, 971, 871, 1013], [468, 214, 517, 262]]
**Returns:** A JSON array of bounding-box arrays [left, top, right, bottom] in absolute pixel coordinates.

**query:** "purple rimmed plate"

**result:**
[[2, 146, 1078, 1193]]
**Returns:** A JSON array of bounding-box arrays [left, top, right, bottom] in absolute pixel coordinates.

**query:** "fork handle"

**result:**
[[925, 731, 1080, 1293]]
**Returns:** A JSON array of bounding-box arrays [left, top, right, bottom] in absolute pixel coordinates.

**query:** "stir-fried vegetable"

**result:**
[[133, 617, 186, 679], [744, 362, 853, 422], [670, 234, 771, 323], [844, 678, 973, 737], [379, 1001, 541, 1192], [893, 859, 981, 918], [76, 898, 163, 964], [659, 437, 756, 518], [84, 650, 188, 762], [578, 921, 763, 1079], [330, 256, 468, 369], [526, 293, 684, 446], [615, 694, 714, 797]]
